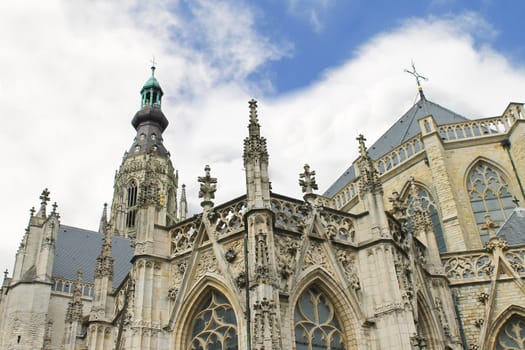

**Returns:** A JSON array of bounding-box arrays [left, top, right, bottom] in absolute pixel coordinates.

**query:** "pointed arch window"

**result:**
[[495, 315, 525, 349], [294, 286, 345, 350], [189, 290, 238, 350], [405, 186, 446, 253], [126, 181, 138, 228], [467, 162, 515, 242]]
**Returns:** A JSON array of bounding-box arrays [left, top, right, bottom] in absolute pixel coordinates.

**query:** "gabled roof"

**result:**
[[497, 208, 525, 245], [324, 97, 469, 198], [52, 225, 133, 288]]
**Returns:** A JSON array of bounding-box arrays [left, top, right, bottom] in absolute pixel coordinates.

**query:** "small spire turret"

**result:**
[[98, 203, 108, 233], [179, 184, 188, 220], [357, 135, 382, 196]]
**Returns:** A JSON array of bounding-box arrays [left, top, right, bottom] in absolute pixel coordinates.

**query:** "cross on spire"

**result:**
[[150, 56, 157, 75], [512, 196, 520, 207], [405, 61, 428, 100]]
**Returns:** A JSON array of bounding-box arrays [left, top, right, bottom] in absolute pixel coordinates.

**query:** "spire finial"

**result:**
[[299, 164, 318, 195], [480, 213, 500, 239], [357, 134, 368, 158], [179, 184, 188, 220], [99, 203, 108, 233], [404, 61, 427, 100], [198, 165, 217, 209], [3, 269, 8, 279], [37, 188, 50, 217], [248, 99, 260, 137]]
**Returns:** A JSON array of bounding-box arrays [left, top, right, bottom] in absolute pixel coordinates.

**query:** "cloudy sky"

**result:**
[[1, 0, 525, 273]]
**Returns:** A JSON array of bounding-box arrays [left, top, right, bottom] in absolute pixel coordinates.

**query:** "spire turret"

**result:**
[[243, 99, 271, 210], [98, 203, 108, 233], [179, 184, 188, 220]]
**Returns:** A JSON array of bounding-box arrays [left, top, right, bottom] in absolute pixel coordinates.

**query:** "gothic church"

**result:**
[[1, 67, 524, 349]]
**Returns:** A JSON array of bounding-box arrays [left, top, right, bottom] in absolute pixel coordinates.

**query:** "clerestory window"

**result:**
[[189, 291, 238, 350], [294, 286, 345, 350], [467, 162, 515, 242], [495, 315, 525, 349], [405, 186, 446, 252]]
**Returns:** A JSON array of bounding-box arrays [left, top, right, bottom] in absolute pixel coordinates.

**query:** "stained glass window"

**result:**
[[189, 291, 238, 350], [495, 315, 525, 349], [467, 162, 515, 242], [294, 286, 345, 350], [405, 186, 446, 253]]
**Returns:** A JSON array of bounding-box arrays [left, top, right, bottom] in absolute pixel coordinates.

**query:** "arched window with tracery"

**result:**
[[294, 286, 345, 350], [189, 290, 238, 350], [126, 181, 138, 228], [405, 186, 446, 253], [467, 161, 515, 242], [495, 315, 525, 349]]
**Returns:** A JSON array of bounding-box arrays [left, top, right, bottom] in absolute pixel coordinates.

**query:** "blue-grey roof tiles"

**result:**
[[324, 98, 469, 197], [52, 225, 134, 288]]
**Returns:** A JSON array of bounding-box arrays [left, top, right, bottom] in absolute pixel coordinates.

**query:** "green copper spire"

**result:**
[[140, 65, 164, 107]]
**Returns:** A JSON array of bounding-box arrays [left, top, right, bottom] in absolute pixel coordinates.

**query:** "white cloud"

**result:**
[[1, 3, 525, 278], [286, 0, 332, 33]]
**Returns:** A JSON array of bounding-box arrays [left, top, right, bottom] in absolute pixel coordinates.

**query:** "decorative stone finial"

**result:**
[[3, 269, 8, 279], [37, 188, 50, 217], [299, 164, 318, 194], [30, 207, 35, 217], [480, 213, 500, 239], [356, 135, 382, 196], [248, 99, 260, 138], [198, 165, 217, 208], [357, 134, 368, 158]]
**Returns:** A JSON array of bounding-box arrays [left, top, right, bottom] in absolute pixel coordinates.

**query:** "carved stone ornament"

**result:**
[[478, 291, 489, 304], [168, 287, 178, 300], [235, 272, 247, 289], [224, 247, 237, 263]]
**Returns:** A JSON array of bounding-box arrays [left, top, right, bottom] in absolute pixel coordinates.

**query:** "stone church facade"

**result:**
[[0, 68, 524, 349]]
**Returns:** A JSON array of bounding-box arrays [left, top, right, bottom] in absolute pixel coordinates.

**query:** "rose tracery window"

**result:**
[[294, 286, 345, 350], [467, 162, 515, 242], [405, 186, 446, 253], [189, 291, 238, 350], [495, 315, 525, 350]]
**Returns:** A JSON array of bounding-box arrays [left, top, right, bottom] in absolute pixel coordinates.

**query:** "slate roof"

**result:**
[[324, 97, 469, 197], [52, 225, 134, 288], [497, 208, 525, 245]]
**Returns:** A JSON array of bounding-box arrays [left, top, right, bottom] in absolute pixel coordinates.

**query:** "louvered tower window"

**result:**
[[189, 291, 238, 350], [294, 286, 345, 350], [467, 162, 515, 242], [126, 181, 138, 228]]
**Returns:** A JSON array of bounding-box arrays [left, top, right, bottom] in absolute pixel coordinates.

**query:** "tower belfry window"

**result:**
[[126, 181, 138, 228]]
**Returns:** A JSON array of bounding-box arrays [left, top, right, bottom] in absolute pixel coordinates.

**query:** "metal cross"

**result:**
[[150, 56, 157, 68], [512, 196, 520, 207], [405, 61, 427, 87], [405, 61, 427, 98]]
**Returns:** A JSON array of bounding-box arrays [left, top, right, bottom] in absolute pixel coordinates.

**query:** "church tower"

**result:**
[[109, 66, 179, 240]]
